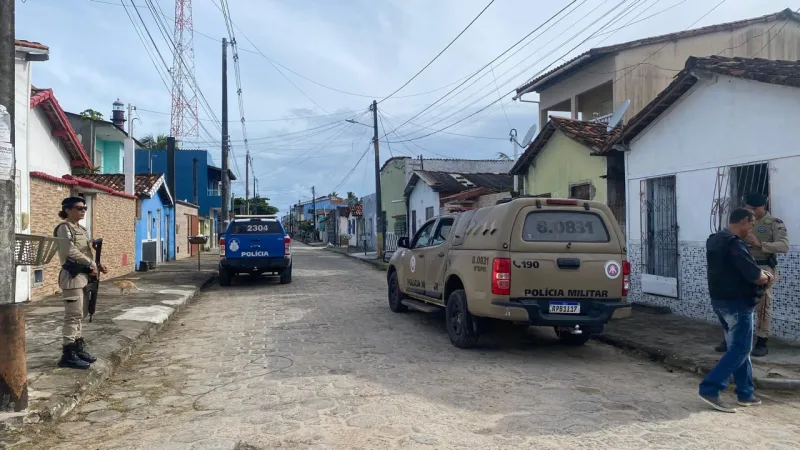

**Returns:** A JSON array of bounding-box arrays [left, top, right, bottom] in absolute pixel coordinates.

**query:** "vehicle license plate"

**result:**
[[549, 301, 580, 314]]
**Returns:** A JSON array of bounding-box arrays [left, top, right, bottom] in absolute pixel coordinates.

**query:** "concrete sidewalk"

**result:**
[[325, 246, 388, 270], [598, 304, 800, 390], [0, 253, 217, 434]]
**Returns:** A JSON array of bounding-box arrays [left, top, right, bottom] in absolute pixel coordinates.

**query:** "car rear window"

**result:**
[[230, 220, 283, 234], [522, 211, 610, 243]]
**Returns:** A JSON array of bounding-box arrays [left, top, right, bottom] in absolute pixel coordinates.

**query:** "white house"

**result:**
[[404, 171, 513, 235], [13, 39, 50, 303], [613, 55, 800, 340]]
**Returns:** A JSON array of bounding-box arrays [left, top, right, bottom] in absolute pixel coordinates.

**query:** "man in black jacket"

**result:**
[[699, 208, 773, 413]]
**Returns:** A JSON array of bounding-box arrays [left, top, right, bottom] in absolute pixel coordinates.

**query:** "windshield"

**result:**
[[522, 211, 609, 243]]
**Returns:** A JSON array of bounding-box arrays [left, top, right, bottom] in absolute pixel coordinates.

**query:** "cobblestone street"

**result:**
[[13, 243, 800, 449]]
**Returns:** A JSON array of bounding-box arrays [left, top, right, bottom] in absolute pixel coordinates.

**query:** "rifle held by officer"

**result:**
[[88, 238, 104, 322]]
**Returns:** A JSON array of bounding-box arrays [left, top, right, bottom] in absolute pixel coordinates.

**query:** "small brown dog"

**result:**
[[113, 280, 142, 296]]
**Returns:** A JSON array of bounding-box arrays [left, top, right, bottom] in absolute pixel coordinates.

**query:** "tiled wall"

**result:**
[[629, 242, 800, 340]]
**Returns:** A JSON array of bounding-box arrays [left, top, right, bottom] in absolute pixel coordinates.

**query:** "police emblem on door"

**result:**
[[229, 238, 240, 252], [410, 255, 416, 273], [605, 260, 621, 279]]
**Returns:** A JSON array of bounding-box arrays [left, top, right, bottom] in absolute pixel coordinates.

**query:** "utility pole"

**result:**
[[371, 100, 384, 259], [220, 37, 230, 232], [311, 186, 316, 241], [0, 0, 27, 412], [245, 153, 250, 214], [251, 174, 255, 215]]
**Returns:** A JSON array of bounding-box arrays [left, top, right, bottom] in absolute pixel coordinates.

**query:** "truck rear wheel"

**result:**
[[219, 268, 232, 287], [388, 272, 408, 313], [280, 265, 292, 284], [446, 290, 479, 349], [554, 327, 591, 346]]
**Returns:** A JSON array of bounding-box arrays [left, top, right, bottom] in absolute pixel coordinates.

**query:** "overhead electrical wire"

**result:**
[[95, 0, 525, 102], [219, 0, 252, 188], [402, 0, 641, 135], [385, 0, 639, 143], [381, 0, 582, 139], [122, 0, 222, 152], [378, 0, 497, 103]]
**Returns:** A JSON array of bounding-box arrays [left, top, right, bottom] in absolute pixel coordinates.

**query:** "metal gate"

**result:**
[[640, 176, 678, 279]]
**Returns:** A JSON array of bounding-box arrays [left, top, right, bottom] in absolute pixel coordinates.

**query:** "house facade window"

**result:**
[[640, 176, 678, 280], [411, 210, 417, 235], [569, 182, 592, 200], [425, 206, 434, 220], [147, 211, 153, 239], [394, 217, 407, 236]]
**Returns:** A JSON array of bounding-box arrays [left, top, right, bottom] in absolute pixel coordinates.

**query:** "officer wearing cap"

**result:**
[[714, 193, 788, 357], [54, 196, 106, 369]]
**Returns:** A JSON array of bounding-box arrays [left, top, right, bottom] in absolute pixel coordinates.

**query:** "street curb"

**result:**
[[1, 272, 217, 432], [593, 332, 800, 391], [324, 247, 388, 271]]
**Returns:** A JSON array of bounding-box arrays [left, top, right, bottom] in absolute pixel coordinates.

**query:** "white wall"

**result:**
[[13, 56, 31, 303], [628, 76, 800, 179], [627, 76, 800, 246], [28, 106, 72, 176], [408, 181, 439, 233]]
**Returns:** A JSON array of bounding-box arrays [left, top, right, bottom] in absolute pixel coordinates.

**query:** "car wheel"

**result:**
[[219, 268, 232, 287], [280, 266, 292, 284], [446, 289, 479, 349], [388, 272, 408, 313], [554, 327, 591, 346]]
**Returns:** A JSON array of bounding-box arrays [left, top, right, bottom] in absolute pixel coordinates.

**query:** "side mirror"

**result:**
[[397, 237, 410, 249]]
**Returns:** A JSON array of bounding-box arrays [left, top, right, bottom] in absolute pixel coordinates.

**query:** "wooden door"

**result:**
[[189, 215, 199, 256]]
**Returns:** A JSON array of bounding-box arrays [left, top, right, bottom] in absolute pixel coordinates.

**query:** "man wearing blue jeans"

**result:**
[[700, 207, 773, 413]]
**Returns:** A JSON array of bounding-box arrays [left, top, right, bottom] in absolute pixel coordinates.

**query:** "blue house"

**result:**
[[136, 149, 237, 243], [81, 174, 175, 269]]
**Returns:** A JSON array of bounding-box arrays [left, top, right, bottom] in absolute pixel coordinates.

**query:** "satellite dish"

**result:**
[[606, 99, 630, 132], [521, 123, 538, 147]]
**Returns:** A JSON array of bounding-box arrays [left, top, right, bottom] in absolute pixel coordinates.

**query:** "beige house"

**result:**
[[175, 200, 200, 260], [514, 8, 800, 126]]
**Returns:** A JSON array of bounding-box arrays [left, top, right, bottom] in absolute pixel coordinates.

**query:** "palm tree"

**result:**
[[346, 191, 358, 202], [140, 133, 169, 150], [329, 191, 339, 198]]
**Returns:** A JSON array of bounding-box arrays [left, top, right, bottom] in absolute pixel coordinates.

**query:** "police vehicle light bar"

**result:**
[[233, 214, 278, 219]]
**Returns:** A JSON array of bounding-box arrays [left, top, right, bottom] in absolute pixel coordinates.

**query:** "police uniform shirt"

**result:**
[[750, 213, 790, 261]]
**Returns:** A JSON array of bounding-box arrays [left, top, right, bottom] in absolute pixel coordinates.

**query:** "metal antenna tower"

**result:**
[[170, 0, 198, 140]]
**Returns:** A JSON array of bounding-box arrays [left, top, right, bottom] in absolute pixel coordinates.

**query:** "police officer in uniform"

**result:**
[[55, 197, 105, 369], [714, 193, 788, 357]]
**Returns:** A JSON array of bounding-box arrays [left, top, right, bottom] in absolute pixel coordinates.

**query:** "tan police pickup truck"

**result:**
[[386, 197, 630, 348]]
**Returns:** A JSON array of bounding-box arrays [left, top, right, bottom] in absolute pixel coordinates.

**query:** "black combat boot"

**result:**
[[74, 338, 97, 363], [715, 340, 727, 352], [752, 337, 768, 357], [58, 343, 91, 370]]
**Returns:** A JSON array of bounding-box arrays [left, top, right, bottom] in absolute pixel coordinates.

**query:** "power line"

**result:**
[[379, 109, 506, 141], [382, 0, 582, 139], [613, 0, 728, 83], [386, 0, 638, 143], [94, 0, 518, 102], [404, 0, 637, 135], [136, 107, 359, 123], [378, 0, 497, 102]]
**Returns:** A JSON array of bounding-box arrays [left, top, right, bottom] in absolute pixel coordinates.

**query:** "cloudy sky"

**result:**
[[16, 0, 793, 212]]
